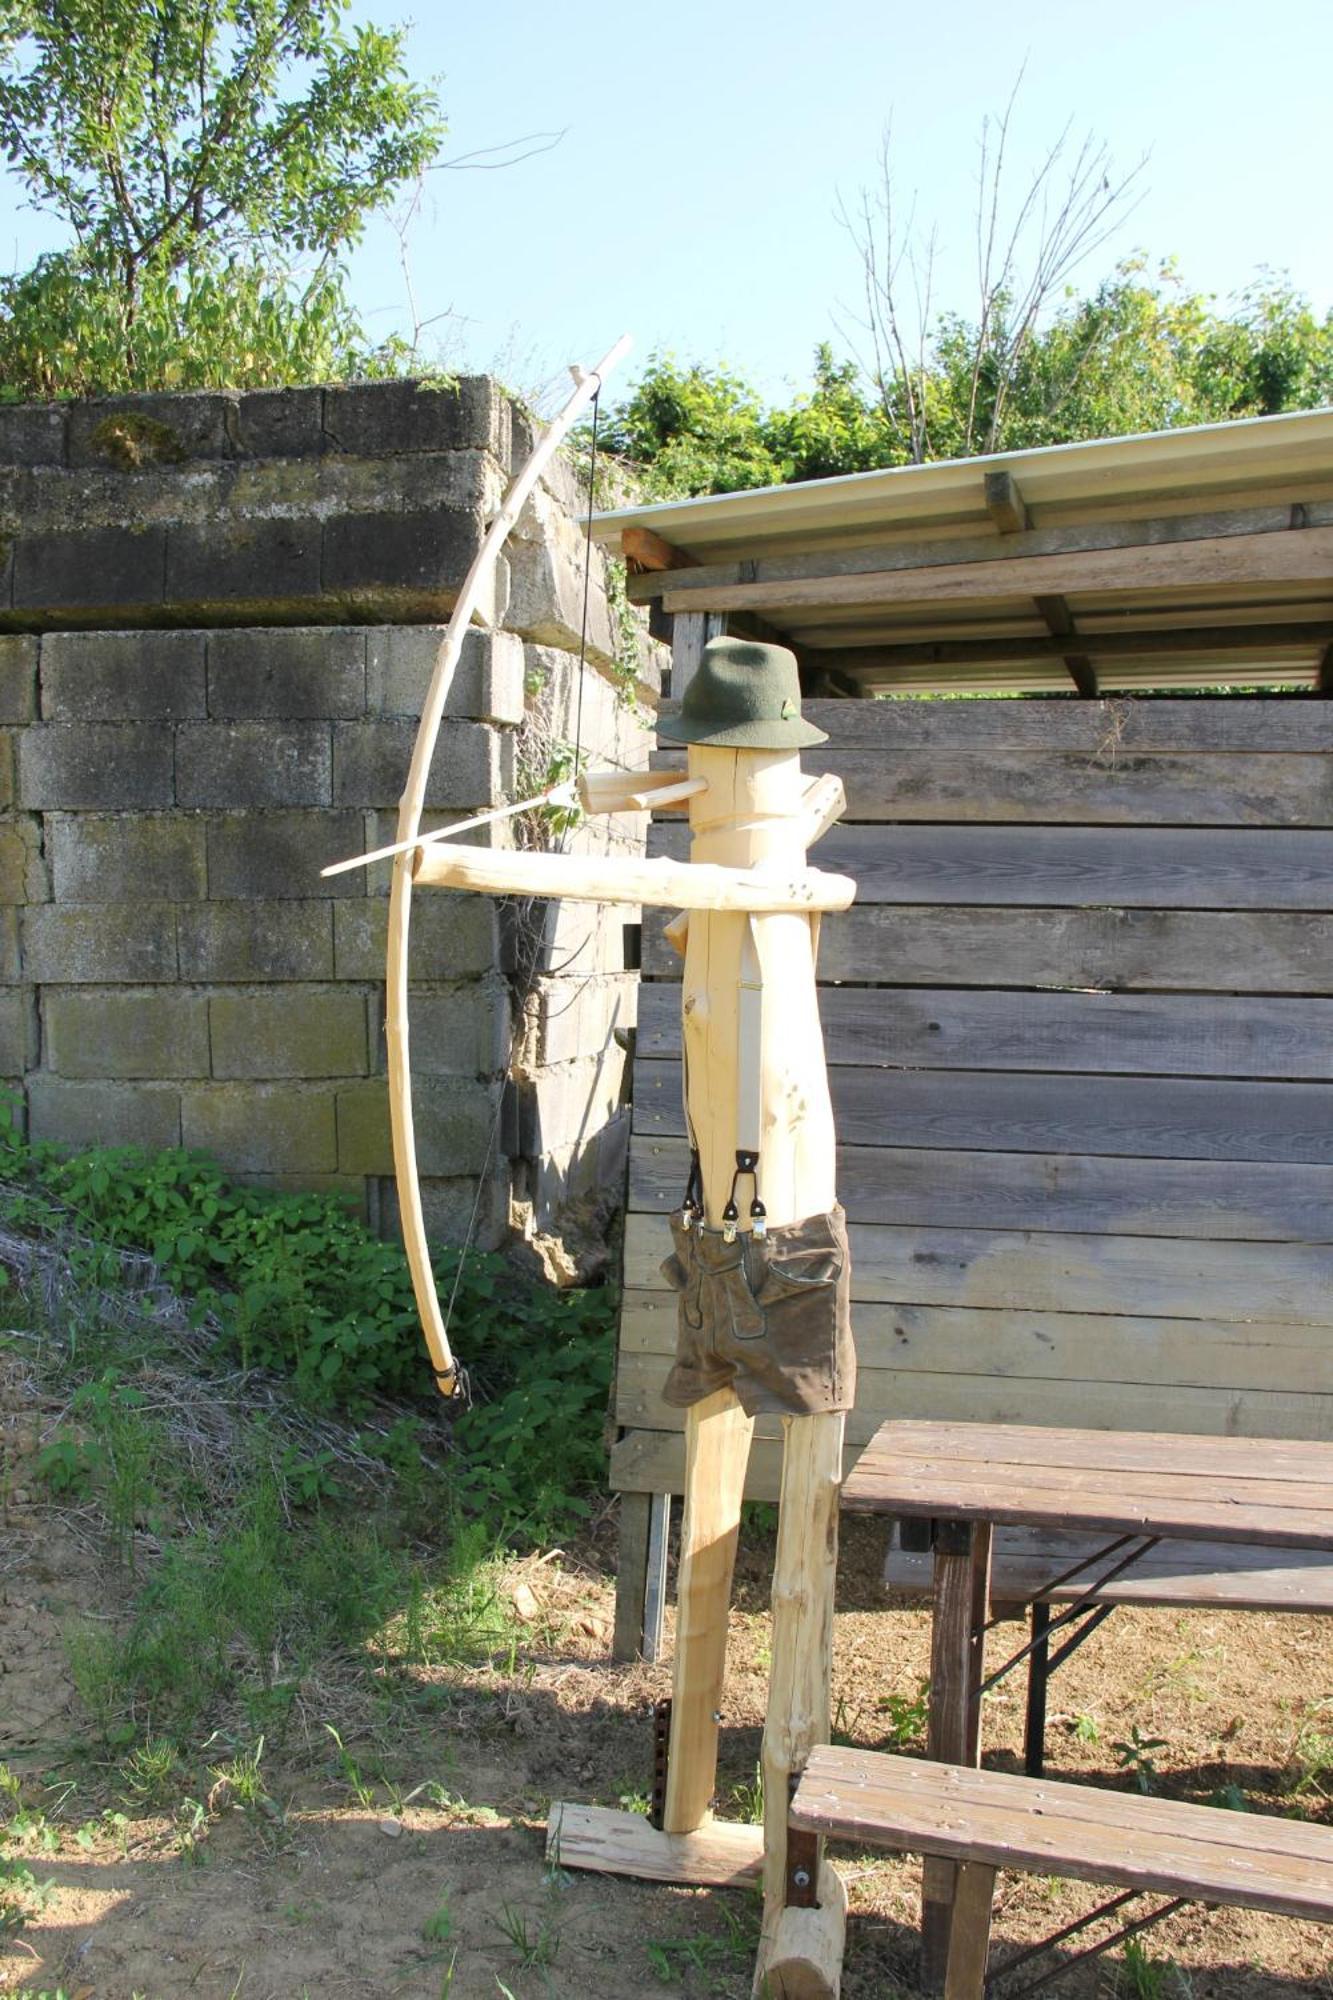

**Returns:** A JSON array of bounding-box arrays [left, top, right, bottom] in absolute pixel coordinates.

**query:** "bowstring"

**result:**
[[436, 385, 604, 1374]]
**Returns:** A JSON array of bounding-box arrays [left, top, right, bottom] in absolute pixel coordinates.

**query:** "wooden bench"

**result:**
[[790, 1746, 1333, 1999], [884, 1523, 1333, 1777]]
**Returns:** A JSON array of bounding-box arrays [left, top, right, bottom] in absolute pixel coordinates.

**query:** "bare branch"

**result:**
[[430, 130, 566, 172]]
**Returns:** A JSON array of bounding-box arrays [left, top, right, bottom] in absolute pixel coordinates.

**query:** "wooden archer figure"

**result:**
[[411, 635, 857, 1998]]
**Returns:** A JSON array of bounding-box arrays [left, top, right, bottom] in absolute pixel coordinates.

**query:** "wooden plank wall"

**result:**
[[613, 696, 1333, 1502]]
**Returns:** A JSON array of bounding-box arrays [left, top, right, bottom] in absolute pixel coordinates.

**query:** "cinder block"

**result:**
[[0, 988, 36, 1072], [41, 631, 207, 722], [13, 526, 167, 611], [0, 819, 46, 904], [209, 988, 369, 1079], [28, 1076, 182, 1151], [48, 813, 206, 903], [366, 626, 525, 724], [24, 903, 177, 983], [331, 718, 506, 809], [379, 1166, 510, 1252], [175, 723, 331, 808], [204, 810, 363, 900], [206, 628, 365, 719], [320, 508, 481, 603], [510, 1045, 627, 1157], [234, 387, 325, 459], [45, 988, 209, 1079], [322, 377, 505, 458], [333, 891, 498, 981], [66, 392, 233, 467], [0, 404, 65, 466], [0, 909, 20, 982], [19, 724, 174, 809], [167, 516, 321, 605], [506, 490, 616, 660], [533, 972, 637, 1067], [335, 1074, 498, 1176], [400, 978, 511, 1077], [176, 901, 333, 982], [0, 637, 38, 724], [181, 1082, 337, 1173]]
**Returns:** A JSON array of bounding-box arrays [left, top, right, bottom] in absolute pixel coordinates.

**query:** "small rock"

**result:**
[[379, 1816, 403, 1838], [510, 1582, 540, 1622]]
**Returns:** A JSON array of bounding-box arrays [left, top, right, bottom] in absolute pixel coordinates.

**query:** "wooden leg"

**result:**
[[921, 1520, 993, 1992], [613, 1492, 653, 1663], [663, 1387, 754, 1833], [755, 1411, 846, 2000], [943, 1861, 996, 2000]]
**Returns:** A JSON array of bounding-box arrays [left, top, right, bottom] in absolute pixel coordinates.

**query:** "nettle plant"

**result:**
[[0, 1102, 615, 1540]]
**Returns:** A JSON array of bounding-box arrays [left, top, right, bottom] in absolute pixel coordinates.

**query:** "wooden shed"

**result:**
[[591, 408, 1333, 1653]]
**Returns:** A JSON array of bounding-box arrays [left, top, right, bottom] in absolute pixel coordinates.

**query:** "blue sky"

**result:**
[[2, 0, 1329, 412]]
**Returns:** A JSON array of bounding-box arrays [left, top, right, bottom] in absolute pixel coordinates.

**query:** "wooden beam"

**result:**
[[622, 526, 698, 573], [659, 525, 1333, 616], [1033, 593, 1074, 636], [1034, 594, 1098, 697], [626, 499, 1333, 604], [801, 621, 1333, 675], [547, 1803, 763, 1885], [984, 470, 1029, 535]]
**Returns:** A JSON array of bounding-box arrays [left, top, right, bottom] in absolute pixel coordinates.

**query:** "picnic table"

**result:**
[[840, 1419, 1333, 1985]]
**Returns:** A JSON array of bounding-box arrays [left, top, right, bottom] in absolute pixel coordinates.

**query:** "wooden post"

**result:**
[[921, 1521, 993, 1991], [613, 1492, 654, 1663], [757, 1410, 846, 1998], [943, 1862, 997, 2000], [613, 1492, 673, 1663]]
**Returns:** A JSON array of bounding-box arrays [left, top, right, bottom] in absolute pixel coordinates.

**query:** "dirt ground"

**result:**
[[4, 1371, 1333, 2000]]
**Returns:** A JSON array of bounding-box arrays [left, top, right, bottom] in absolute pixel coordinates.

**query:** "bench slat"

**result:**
[[792, 1750, 1333, 1923], [885, 1526, 1333, 1613]]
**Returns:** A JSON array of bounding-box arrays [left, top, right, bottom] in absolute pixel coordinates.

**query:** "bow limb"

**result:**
[[386, 334, 633, 1398]]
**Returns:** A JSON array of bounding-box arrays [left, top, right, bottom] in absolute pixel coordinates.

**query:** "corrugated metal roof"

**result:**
[[592, 407, 1333, 557], [595, 408, 1333, 693]]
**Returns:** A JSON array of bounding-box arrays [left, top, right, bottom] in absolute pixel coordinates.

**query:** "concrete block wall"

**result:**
[[0, 378, 663, 1252]]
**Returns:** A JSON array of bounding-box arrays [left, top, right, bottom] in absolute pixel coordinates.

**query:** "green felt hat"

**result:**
[[657, 636, 827, 749]]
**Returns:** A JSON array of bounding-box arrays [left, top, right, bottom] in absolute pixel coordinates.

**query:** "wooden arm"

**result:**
[[578, 768, 707, 815], [413, 840, 856, 912], [802, 773, 846, 846]]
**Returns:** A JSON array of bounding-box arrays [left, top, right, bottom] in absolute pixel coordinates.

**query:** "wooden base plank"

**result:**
[[546, 1803, 763, 1886]]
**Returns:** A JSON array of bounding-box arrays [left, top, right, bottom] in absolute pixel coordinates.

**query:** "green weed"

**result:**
[[1112, 1724, 1169, 1795], [877, 1679, 930, 1751]]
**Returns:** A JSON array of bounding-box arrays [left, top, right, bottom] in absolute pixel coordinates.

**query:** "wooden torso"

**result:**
[[680, 746, 836, 1232]]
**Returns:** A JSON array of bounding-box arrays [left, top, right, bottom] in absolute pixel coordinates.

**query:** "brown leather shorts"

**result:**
[[659, 1206, 855, 1417]]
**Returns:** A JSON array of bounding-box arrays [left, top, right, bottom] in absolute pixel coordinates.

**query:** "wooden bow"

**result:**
[[386, 335, 633, 1399]]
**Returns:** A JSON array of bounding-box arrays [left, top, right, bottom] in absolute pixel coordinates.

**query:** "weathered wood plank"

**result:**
[[626, 504, 1333, 604], [636, 982, 1333, 1079], [643, 902, 1333, 990], [622, 1211, 1333, 1323], [629, 1134, 1333, 1242], [790, 1750, 1333, 1920], [659, 525, 1333, 616], [712, 698, 1333, 755], [886, 1528, 1333, 1612], [616, 1293, 1333, 1395], [859, 1417, 1333, 1481], [633, 1059, 1333, 1164], [647, 820, 1333, 909], [609, 1367, 1333, 1493], [655, 746, 1333, 826]]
